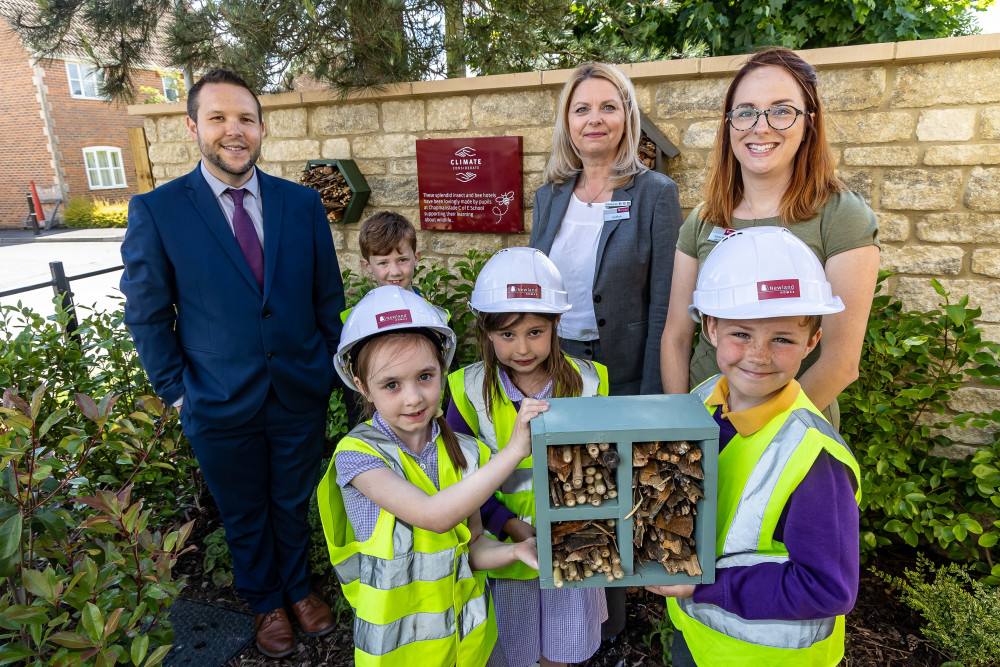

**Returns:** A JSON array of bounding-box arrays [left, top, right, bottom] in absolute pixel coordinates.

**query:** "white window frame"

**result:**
[[82, 147, 128, 190], [162, 74, 179, 102], [65, 62, 106, 100]]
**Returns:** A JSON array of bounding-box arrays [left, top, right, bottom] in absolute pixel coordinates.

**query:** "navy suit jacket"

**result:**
[[120, 165, 345, 428]]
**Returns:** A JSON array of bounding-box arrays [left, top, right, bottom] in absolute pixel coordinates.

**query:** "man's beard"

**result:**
[[201, 137, 260, 178]]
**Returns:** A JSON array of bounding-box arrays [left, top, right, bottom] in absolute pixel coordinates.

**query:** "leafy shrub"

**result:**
[[342, 247, 496, 366], [307, 458, 333, 580], [839, 274, 1000, 578], [0, 387, 194, 666], [62, 197, 129, 229], [643, 606, 674, 665], [202, 528, 234, 588], [877, 556, 1000, 667], [1, 302, 198, 529], [326, 389, 349, 443]]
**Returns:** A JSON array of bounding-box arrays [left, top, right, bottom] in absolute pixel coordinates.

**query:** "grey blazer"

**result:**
[[530, 169, 682, 395]]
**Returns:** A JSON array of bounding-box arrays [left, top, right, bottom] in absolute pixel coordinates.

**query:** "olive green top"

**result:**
[[677, 190, 879, 428]]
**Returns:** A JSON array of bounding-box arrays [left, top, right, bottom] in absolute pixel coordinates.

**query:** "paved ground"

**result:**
[[0, 228, 126, 323]]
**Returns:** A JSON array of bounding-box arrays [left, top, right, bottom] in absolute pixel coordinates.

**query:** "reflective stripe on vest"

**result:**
[[319, 423, 496, 666], [676, 599, 836, 649], [724, 406, 854, 558], [353, 557, 488, 657], [448, 357, 607, 580], [673, 376, 860, 660]]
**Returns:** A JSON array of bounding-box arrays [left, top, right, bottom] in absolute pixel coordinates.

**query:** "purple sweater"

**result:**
[[692, 408, 860, 620]]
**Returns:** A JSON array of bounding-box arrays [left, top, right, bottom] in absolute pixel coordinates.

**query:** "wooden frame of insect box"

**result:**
[[302, 159, 371, 224], [531, 394, 719, 589]]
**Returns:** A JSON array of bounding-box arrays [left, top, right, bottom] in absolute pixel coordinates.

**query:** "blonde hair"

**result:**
[[542, 62, 647, 189]]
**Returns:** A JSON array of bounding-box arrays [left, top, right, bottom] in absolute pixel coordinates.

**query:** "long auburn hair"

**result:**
[[701, 47, 844, 228], [353, 332, 467, 470], [543, 62, 647, 190], [475, 312, 582, 422]]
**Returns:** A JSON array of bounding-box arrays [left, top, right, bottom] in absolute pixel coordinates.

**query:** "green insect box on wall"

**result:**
[[530, 394, 719, 589], [302, 159, 371, 224]]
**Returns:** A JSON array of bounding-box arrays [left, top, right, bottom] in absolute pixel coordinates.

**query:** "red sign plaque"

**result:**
[[416, 136, 523, 233]]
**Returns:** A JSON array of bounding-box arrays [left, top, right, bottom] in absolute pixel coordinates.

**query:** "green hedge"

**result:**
[[63, 196, 129, 228], [839, 273, 1000, 580]]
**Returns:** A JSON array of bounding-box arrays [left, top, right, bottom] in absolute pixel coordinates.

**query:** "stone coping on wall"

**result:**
[[128, 32, 1000, 117]]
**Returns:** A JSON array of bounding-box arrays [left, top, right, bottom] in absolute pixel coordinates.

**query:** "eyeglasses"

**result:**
[[726, 105, 804, 131]]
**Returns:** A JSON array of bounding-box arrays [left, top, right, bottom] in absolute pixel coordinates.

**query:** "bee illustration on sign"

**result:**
[[492, 191, 515, 224]]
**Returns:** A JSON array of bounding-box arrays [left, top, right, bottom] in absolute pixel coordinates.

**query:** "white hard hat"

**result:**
[[689, 226, 845, 322], [470, 247, 572, 314], [336, 285, 456, 391]]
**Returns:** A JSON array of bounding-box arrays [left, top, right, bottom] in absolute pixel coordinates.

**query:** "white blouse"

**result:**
[[547, 194, 604, 341]]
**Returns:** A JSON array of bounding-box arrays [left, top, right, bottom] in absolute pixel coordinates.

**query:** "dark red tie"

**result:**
[[227, 188, 264, 289]]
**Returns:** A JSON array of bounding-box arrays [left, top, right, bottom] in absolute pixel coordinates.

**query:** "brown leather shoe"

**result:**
[[254, 607, 295, 658], [290, 593, 335, 637]]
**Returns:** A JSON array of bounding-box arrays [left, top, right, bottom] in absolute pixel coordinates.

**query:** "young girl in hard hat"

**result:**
[[647, 227, 861, 667], [317, 285, 546, 667], [446, 247, 609, 667]]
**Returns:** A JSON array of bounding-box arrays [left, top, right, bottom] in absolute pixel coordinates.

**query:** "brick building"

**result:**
[[0, 8, 177, 228]]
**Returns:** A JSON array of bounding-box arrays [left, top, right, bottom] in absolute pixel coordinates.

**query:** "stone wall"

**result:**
[[131, 34, 1000, 447]]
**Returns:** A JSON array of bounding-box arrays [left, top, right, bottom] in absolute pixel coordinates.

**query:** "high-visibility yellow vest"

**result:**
[[317, 423, 498, 666], [667, 375, 861, 667], [447, 356, 609, 579]]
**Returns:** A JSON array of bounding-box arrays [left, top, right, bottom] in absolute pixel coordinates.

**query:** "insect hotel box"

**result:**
[[301, 159, 371, 224], [530, 394, 719, 589]]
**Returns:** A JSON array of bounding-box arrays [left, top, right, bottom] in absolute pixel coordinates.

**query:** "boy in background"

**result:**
[[649, 227, 861, 667], [359, 211, 420, 291], [344, 211, 447, 323]]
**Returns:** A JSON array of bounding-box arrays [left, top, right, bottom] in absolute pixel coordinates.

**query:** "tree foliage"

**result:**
[[0, 0, 993, 104], [572, 0, 995, 57]]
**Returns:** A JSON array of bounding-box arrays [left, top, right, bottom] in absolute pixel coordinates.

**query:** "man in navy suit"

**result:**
[[120, 70, 344, 658]]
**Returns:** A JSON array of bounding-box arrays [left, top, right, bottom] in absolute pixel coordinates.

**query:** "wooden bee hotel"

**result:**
[[530, 394, 719, 589]]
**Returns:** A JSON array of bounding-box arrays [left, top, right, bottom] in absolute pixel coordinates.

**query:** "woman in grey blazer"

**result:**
[[530, 62, 683, 643], [530, 62, 683, 397]]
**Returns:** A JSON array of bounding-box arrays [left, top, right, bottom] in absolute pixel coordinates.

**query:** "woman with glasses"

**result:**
[[659, 47, 880, 429]]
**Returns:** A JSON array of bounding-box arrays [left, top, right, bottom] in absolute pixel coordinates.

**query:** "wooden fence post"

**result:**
[[128, 126, 155, 193]]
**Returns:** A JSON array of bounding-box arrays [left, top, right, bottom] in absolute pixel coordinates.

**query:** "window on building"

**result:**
[[162, 74, 179, 102], [83, 147, 127, 189], [66, 62, 106, 99]]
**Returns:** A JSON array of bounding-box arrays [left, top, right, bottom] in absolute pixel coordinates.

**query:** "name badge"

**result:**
[[604, 208, 630, 221], [604, 200, 631, 221], [707, 226, 737, 243]]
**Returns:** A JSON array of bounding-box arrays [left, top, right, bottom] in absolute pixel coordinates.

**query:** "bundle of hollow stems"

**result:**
[[546, 443, 620, 508]]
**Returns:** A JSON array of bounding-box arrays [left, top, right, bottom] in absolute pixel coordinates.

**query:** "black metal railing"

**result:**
[[0, 261, 124, 342]]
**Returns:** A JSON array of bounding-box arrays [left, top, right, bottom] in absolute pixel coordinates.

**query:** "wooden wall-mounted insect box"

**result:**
[[301, 159, 371, 224], [530, 394, 719, 589]]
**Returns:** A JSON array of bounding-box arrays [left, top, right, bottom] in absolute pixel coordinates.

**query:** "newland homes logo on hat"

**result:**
[[376, 309, 413, 328], [507, 283, 541, 299], [757, 279, 801, 300]]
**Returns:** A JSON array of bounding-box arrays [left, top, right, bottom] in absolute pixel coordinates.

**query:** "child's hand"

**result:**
[[508, 398, 549, 459], [503, 517, 536, 543], [644, 584, 695, 599], [513, 536, 538, 570]]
